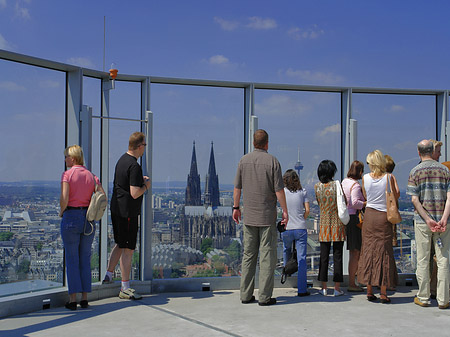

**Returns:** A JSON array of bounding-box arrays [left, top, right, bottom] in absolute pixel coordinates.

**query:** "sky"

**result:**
[[1, 0, 449, 190]]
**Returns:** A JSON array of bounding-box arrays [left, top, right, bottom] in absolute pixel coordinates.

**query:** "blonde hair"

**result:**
[[430, 139, 443, 148], [64, 145, 84, 165], [366, 150, 386, 176]]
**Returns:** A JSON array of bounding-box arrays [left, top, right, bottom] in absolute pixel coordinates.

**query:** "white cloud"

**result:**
[[0, 33, 14, 50], [387, 104, 405, 112], [396, 157, 420, 167], [317, 123, 341, 139], [15, 1, 30, 19], [394, 141, 414, 151], [214, 17, 239, 31], [247, 16, 277, 30], [0, 81, 26, 91], [38, 80, 60, 89], [66, 57, 95, 68], [208, 55, 229, 65], [255, 94, 310, 116], [284, 68, 344, 85], [288, 25, 324, 40], [0, 0, 7, 9]]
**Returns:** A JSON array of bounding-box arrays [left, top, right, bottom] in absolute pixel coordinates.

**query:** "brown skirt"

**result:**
[[357, 207, 398, 288]]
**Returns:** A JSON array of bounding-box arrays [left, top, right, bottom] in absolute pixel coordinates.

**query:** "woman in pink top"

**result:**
[[342, 161, 366, 292], [60, 145, 104, 310]]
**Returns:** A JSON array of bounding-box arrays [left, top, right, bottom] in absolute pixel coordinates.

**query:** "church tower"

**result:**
[[185, 141, 202, 206], [204, 142, 220, 207]]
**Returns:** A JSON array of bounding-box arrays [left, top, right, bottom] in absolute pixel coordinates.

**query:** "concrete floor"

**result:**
[[1, 286, 449, 337]]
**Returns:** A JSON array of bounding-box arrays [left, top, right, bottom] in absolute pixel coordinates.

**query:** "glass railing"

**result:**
[[2, 51, 443, 299], [0, 60, 65, 296]]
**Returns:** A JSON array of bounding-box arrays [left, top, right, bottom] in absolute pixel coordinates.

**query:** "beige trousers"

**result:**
[[415, 221, 450, 306], [240, 224, 277, 303]]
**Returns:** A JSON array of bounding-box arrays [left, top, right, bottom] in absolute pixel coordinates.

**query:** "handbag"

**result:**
[[281, 242, 298, 284], [386, 174, 402, 225], [277, 220, 286, 233], [86, 173, 107, 222], [335, 180, 350, 225], [357, 210, 364, 229]]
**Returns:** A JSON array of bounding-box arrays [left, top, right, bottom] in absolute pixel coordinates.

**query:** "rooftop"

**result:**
[[1, 286, 446, 337]]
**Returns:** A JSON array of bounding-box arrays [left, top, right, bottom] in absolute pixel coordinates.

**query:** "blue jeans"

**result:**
[[61, 209, 95, 294], [282, 229, 308, 293]]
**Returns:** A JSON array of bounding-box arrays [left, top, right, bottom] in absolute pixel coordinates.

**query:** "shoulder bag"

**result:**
[[335, 180, 350, 225], [86, 173, 107, 222], [386, 174, 402, 224]]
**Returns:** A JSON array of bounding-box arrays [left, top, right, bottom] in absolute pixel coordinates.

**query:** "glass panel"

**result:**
[[354, 93, 435, 273], [151, 84, 243, 279], [255, 89, 341, 278], [0, 61, 65, 296], [107, 81, 143, 281]]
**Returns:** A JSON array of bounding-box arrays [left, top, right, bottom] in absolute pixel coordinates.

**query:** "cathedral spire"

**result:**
[[185, 141, 202, 206], [204, 142, 220, 207]]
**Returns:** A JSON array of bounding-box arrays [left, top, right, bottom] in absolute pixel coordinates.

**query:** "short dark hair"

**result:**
[[253, 129, 268, 149], [347, 160, 364, 179], [384, 155, 395, 173], [129, 132, 146, 150], [317, 160, 337, 183], [283, 169, 302, 192]]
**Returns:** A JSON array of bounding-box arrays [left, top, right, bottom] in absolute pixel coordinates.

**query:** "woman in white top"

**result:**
[[357, 150, 399, 304], [281, 169, 310, 296]]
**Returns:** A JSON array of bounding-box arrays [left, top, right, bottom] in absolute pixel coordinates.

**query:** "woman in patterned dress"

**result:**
[[314, 160, 346, 297]]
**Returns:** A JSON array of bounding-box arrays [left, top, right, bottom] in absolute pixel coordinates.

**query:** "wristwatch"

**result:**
[[232, 206, 240, 210]]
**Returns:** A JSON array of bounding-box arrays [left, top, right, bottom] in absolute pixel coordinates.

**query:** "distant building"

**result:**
[[185, 142, 202, 206], [204, 142, 220, 207], [182, 142, 235, 250]]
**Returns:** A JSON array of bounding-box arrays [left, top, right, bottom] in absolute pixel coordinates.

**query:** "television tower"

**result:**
[[294, 147, 304, 178]]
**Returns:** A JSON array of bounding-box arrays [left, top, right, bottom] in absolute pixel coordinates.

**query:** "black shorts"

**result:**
[[112, 213, 139, 250]]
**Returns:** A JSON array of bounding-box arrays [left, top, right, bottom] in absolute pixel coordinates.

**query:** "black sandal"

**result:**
[[380, 294, 391, 304], [367, 294, 378, 302]]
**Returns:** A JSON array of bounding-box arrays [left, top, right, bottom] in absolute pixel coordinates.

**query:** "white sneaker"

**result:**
[[119, 288, 142, 300], [334, 289, 344, 297], [319, 288, 327, 296]]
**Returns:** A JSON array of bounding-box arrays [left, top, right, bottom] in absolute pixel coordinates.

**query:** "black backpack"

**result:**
[[280, 242, 298, 284]]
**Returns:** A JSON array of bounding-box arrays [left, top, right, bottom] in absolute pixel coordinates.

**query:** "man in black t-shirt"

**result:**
[[102, 132, 150, 300]]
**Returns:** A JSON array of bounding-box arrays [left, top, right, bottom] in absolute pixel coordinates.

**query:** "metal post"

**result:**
[[341, 89, 352, 180], [341, 89, 352, 276], [142, 110, 153, 281], [141, 77, 153, 281], [66, 69, 83, 147], [447, 121, 450, 161], [249, 115, 258, 153], [80, 105, 93, 170], [349, 119, 358, 165], [437, 91, 449, 161], [99, 79, 111, 281], [244, 84, 254, 155]]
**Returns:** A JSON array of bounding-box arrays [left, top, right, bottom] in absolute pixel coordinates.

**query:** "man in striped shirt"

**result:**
[[407, 139, 450, 309]]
